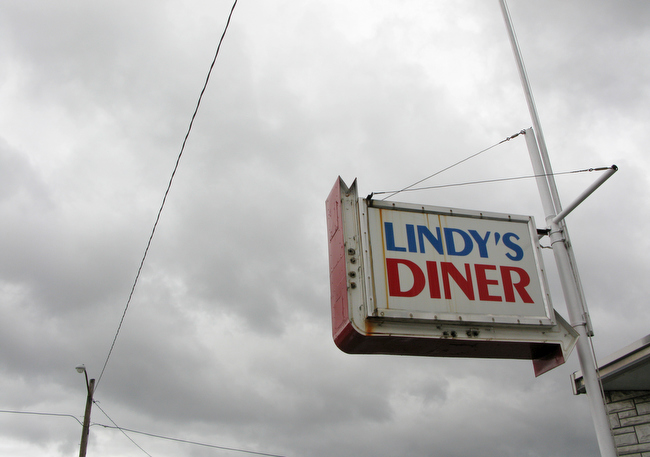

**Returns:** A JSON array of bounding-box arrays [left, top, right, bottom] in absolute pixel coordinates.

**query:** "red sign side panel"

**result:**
[[326, 178, 352, 343], [532, 344, 565, 377]]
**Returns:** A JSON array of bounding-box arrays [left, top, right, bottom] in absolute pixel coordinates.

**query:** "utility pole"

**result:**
[[76, 365, 95, 457], [498, 2, 618, 456]]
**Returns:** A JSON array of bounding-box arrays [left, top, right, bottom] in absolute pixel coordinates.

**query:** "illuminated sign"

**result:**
[[327, 177, 578, 376]]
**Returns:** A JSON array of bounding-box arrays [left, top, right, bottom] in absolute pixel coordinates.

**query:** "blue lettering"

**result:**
[[385, 222, 406, 252], [406, 224, 417, 253], [417, 225, 444, 255], [444, 228, 473, 256], [503, 232, 524, 261], [469, 230, 490, 258]]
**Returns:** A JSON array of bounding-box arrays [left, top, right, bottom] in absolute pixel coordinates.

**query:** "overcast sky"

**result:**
[[1, 1, 649, 456]]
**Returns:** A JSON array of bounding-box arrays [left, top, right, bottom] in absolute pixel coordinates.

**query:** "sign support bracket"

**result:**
[[499, 1, 618, 456], [551, 166, 617, 225]]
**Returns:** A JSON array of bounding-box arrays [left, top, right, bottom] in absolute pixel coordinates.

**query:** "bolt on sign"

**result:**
[[326, 177, 578, 376]]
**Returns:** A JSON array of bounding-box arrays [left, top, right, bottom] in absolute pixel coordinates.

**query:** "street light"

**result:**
[[76, 365, 95, 457]]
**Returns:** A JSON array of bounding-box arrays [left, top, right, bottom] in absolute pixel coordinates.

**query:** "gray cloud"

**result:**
[[0, 1, 647, 456]]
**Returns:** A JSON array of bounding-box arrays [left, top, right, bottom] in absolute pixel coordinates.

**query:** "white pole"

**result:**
[[499, 3, 618, 456]]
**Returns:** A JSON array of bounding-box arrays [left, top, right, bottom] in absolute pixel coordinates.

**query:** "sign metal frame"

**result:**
[[327, 177, 578, 376]]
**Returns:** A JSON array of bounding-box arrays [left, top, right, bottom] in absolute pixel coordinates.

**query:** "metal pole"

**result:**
[[79, 377, 95, 457], [499, 2, 618, 456], [524, 131, 616, 455]]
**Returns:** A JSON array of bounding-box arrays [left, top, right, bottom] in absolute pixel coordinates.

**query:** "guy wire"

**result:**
[[373, 167, 612, 196], [380, 130, 525, 200]]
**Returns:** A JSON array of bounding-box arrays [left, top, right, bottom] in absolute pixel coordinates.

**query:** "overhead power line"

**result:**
[[0, 408, 286, 457], [0, 409, 83, 426], [96, 423, 288, 457], [96, 0, 240, 390], [93, 402, 153, 457]]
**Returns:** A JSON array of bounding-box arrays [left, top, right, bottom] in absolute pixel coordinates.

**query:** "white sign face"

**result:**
[[365, 202, 553, 326]]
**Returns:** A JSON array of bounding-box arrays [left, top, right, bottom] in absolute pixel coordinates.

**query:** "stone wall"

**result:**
[[607, 391, 650, 456]]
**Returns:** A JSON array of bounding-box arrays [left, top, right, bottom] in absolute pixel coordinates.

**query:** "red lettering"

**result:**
[[475, 264, 502, 302], [500, 266, 534, 303], [386, 258, 425, 297], [441, 262, 475, 301], [426, 261, 441, 299], [384, 260, 535, 304]]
